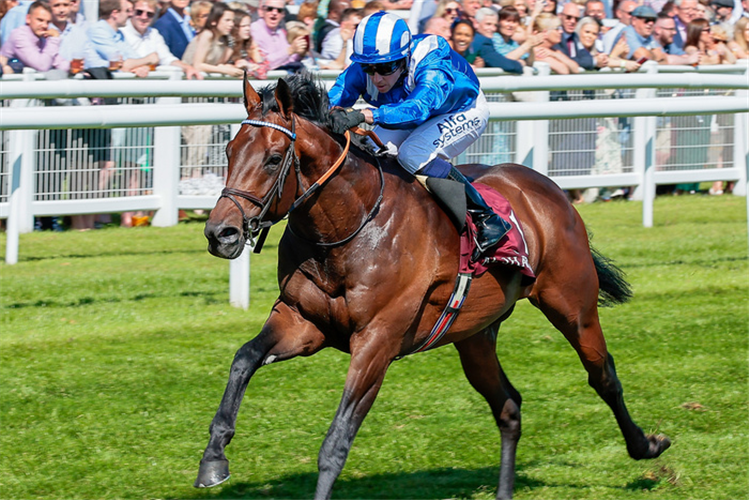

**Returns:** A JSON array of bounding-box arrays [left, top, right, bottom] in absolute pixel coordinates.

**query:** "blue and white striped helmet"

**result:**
[[351, 11, 412, 64]]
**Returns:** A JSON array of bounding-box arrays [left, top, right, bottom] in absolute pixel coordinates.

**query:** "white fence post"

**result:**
[[151, 71, 182, 227], [5, 83, 37, 264], [227, 122, 250, 309], [634, 62, 658, 227], [732, 65, 748, 198], [531, 62, 551, 175], [5, 129, 35, 264]]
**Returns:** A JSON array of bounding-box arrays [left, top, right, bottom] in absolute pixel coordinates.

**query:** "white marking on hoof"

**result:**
[[263, 355, 277, 365]]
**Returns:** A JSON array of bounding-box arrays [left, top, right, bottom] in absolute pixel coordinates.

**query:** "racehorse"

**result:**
[[198, 73, 671, 499]]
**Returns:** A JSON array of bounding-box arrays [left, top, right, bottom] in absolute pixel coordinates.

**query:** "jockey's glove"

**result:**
[[329, 107, 365, 135]]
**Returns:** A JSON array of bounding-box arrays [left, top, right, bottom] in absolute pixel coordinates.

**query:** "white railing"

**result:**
[[1, 62, 748, 308]]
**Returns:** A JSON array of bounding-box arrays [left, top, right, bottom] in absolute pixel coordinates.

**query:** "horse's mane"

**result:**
[[259, 72, 330, 127]]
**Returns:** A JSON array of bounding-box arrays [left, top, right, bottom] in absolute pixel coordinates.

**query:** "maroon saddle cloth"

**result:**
[[460, 183, 535, 281]]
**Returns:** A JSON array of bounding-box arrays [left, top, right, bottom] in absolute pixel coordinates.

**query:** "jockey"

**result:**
[[328, 11, 511, 258]]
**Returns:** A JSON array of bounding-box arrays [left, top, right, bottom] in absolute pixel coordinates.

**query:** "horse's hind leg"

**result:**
[[195, 301, 326, 488], [455, 325, 521, 500], [530, 271, 670, 460]]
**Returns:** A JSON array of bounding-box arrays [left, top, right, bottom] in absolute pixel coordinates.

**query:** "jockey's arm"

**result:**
[[372, 67, 452, 129]]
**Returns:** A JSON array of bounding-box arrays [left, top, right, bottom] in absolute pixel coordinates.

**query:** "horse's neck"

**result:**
[[292, 130, 382, 244]]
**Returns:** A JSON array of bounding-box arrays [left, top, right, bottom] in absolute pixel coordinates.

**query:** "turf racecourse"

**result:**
[[1, 194, 747, 500]]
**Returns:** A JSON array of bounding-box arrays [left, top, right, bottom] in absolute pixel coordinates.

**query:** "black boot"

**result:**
[[448, 166, 512, 259]]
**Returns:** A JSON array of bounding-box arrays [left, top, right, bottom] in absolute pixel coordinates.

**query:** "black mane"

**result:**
[[259, 72, 330, 126]]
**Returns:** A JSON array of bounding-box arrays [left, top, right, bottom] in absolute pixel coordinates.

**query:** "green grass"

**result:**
[[1, 194, 747, 500]]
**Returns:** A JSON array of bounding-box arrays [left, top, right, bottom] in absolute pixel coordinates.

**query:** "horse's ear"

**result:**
[[243, 71, 261, 112], [274, 78, 294, 120]]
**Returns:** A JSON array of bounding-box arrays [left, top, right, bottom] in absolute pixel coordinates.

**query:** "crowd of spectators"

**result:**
[[0, 0, 746, 227], [1, 0, 746, 79]]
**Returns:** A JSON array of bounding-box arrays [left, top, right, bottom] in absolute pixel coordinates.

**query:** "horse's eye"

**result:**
[[265, 153, 283, 169]]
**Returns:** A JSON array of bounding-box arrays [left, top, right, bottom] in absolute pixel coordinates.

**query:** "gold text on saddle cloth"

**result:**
[[433, 114, 483, 148]]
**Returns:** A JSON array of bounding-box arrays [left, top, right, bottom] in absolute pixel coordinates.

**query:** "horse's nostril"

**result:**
[[218, 226, 240, 244]]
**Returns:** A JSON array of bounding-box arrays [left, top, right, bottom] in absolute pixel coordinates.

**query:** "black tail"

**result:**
[[591, 245, 633, 307]]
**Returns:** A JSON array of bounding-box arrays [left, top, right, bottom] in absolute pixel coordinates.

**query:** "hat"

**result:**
[[712, 0, 734, 8], [631, 5, 657, 18]]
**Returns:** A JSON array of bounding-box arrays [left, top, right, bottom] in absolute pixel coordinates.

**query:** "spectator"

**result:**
[[87, 0, 157, 75], [317, 7, 361, 68], [577, 15, 641, 68], [251, 0, 306, 69], [285, 20, 316, 68], [189, 0, 212, 33], [556, 2, 596, 69], [0, 1, 70, 73], [1, 0, 34, 45], [602, 0, 635, 53], [514, 0, 529, 21], [48, 0, 95, 71], [711, 0, 734, 32], [0, 0, 19, 19], [362, 0, 384, 16], [152, 0, 194, 59], [727, 15, 748, 57], [122, 0, 203, 77], [541, 0, 557, 14], [672, 0, 700, 49], [296, 1, 318, 32], [684, 17, 737, 62], [460, 0, 481, 25], [621, 5, 666, 61], [654, 11, 700, 62], [434, 0, 461, 25], [230, 8, 267, 77], [423, 15, 452, 39], [182, 2, 242, 75], [531, 12, 579, 73], [68, 0, 85, 25], [471, 7, 524, 70], [315, 0, 349, 56], [378, 0, 413, 9], [493, 6, 543, 60], [450, 18, 483, 65], [584, 0, 605, 23]]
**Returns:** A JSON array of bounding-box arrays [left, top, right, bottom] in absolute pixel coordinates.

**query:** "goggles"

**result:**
[[361, 59, 404, 76]]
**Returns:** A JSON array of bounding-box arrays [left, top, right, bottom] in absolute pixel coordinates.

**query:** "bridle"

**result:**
[[218, 115, 385, 253]]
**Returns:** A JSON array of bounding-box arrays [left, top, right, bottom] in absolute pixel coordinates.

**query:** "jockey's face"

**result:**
[[368, 63, 405, 94]]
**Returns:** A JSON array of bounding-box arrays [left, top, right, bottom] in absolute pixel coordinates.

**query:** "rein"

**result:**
[[219, 117, 384, 252]]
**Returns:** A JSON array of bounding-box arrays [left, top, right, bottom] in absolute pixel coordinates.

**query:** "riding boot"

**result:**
[[447, 166, 512, 259]]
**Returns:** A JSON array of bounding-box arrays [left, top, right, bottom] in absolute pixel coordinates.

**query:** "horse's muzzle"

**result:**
[[204, 220, 245, 259]]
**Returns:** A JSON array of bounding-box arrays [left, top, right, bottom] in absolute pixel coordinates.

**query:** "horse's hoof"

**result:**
[[194, 459, 231, 488], [647, 433, 671, 458]]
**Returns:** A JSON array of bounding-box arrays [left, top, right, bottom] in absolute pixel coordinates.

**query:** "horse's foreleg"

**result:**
[[455, 325, 521, 500], [315, 338, 398, 500], [195, 302, 326, 488], [531, 284, 670, 461]]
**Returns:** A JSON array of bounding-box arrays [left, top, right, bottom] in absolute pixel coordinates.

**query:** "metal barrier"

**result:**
[[1, 62, 748, 309]]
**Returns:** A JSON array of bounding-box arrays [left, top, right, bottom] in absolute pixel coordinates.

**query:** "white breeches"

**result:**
[[373, 91, 489, 174]]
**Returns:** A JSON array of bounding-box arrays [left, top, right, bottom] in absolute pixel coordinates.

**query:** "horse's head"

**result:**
[[205, 74, 302, 259]]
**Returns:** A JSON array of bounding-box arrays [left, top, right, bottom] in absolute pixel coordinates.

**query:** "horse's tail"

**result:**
[[591, 245, 633, 307]]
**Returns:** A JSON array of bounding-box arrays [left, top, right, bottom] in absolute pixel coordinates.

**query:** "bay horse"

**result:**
[[198, 73, 670, 499]]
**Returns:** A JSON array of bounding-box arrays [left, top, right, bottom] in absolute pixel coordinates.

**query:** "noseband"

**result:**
[[219, 116, 384, 253]]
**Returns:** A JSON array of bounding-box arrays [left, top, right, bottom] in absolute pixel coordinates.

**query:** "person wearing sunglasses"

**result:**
[[250, 0, 308, 69], [122, 0, 203, 78], [620, 5, 666, 61], [152, 0, 194, 59], [328, 11, 512, 258]]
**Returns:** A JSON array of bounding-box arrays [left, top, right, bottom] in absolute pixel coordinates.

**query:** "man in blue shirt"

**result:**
[[654, 12, 699, 64], [87, 0, 158, 74], [621, 5, 666, 62], [152, 0, 193, 59]]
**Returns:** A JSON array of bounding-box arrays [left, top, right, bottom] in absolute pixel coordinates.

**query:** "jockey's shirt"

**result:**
[[328, 34, 481, 130]]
